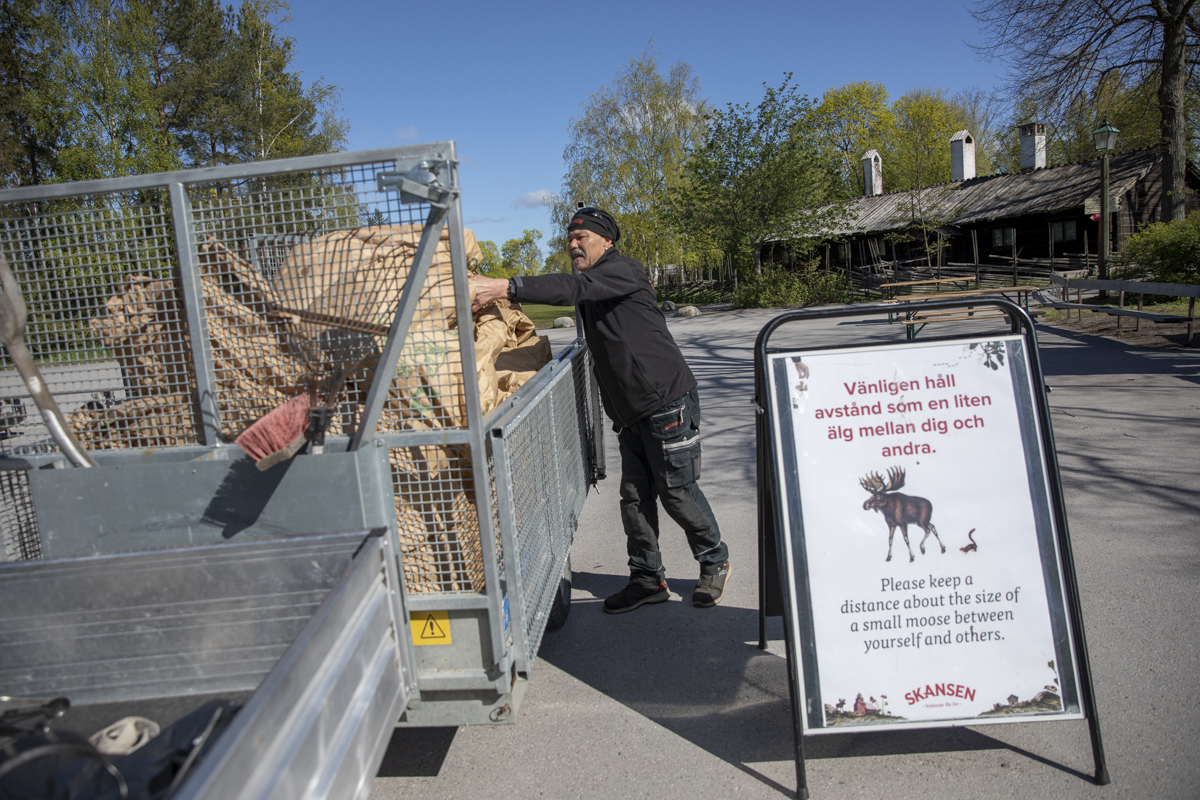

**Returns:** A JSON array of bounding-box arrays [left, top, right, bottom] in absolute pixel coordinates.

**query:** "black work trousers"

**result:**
[[617, 388, 728, 587]]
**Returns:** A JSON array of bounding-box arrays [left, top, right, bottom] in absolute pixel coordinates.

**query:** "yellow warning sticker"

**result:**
[[411, 610, 452, 646]]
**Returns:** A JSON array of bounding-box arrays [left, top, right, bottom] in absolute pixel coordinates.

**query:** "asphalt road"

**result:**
[[371, 308, 1200, 800]]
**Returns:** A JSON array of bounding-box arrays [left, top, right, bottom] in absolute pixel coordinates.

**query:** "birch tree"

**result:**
[[553, 49, 708, 267]]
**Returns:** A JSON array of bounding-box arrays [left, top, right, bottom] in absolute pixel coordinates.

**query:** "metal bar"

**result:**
[[444, 184, 509, 673], [408, 593, 489, 612], [0, 144, 454, 203], [756, 400, 770, 651], [349, 204, 450, 449], [377, 505, 418, 702], [752, 322, 809, 799], [588, 347, 606, 481], [492, 430, 532, 673], [0, 428, 474, 471], [168, 182, 220, 446], [377, 430, 473, 448]]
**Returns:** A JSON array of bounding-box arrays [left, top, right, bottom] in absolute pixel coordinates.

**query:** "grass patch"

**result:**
[[521, 303, 576, 329]]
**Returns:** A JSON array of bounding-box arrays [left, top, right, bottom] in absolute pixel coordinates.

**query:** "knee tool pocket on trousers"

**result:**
[[661, 434, 701, 488], [649, 400, 691, 441]]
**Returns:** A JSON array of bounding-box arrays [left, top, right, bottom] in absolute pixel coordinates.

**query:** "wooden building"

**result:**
[[786, 147, 1200, 272]]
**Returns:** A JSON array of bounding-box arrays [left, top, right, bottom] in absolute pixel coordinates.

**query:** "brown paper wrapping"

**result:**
[[72, 225, 549, 592]]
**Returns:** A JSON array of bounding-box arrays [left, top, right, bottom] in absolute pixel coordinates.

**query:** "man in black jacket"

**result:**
[[472, 208, 729, 612]]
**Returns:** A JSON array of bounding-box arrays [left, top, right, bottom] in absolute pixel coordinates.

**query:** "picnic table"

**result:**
[[882, 285, 1040, 339], [880, 276, 979, 298]]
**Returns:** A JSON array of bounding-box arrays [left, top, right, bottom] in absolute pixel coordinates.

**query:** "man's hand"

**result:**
[[471, 276, 510, 312]]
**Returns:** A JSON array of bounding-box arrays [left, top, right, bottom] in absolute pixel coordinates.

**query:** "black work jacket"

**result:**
[[512, 248, 696, 426]]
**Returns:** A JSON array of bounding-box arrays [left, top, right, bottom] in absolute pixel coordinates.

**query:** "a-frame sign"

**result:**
[[754, 299, 1109, 799]]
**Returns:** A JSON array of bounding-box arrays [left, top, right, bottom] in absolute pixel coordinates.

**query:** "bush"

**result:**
[[734, 264, 849, 309], [1114, 211, 1200, 284]]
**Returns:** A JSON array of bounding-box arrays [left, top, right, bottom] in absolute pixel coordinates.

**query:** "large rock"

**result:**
[[552, 316, 575, 328], [675, 305, 701, 317], [661, 300, 677, 313]]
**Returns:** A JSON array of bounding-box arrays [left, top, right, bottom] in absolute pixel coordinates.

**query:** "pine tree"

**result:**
[[0, 0, 61, 187]]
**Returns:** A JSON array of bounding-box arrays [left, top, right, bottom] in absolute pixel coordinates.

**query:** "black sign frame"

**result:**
[[753, 298, 1109, 799]]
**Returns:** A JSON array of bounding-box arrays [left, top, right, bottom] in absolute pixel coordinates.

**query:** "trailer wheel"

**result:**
[[546, 552, 572, 630]]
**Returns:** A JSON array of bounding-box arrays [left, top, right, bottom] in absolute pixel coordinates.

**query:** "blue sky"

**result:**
[[283, 0, 1002, 250]]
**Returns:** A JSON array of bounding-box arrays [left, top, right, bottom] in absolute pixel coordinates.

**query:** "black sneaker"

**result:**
[[603, 580, 670, 614], [693, 562, 730, 608]]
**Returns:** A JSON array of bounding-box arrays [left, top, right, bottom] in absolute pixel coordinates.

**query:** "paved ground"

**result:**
[[371, 308, 1200, 800]]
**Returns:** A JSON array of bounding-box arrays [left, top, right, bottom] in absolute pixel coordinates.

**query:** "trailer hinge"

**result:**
[[376, 160, 457, 208]]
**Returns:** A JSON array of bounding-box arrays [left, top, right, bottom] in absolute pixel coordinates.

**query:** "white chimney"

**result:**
[[950, 130, 975, 181], [861, 149, 883, 196], [1018, 122, 1046, 170]]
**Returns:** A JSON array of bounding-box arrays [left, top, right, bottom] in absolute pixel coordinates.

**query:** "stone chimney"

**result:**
[[1018, 122, 1046, 170], [950, 130, 975, 181], [861, 149, 883, 196]]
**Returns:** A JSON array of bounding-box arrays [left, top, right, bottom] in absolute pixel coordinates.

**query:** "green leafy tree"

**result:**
[[543, 249, 572, 274], [500, 229, 543, 277], [553, 48, 708, 267], [884, 88, 965, 191], [814, 81, 895, 197], [52, 0, 182, 181], [673, 75, 845, 276], [472, 239, 509, 278], [1114, 209, 1200, 282], [878, 89, 969, 266], [0, 0, 62, 187]]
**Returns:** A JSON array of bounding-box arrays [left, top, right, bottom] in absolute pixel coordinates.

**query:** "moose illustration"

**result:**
[[859, 467, 946, 562]]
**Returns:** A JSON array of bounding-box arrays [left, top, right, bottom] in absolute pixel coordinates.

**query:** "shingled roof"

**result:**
[[825, 147, 1163, 237]]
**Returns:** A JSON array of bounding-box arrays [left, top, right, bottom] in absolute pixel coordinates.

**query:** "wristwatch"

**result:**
[[507, 277, 521, 300]]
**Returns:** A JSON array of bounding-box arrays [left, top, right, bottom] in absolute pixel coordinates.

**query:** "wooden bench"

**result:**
[[1045, 276, 1197, 345]]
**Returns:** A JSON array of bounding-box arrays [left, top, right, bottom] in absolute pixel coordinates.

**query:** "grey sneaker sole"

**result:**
[[603, 587, 670, 614]]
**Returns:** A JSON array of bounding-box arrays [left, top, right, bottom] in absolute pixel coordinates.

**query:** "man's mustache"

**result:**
[[570, 249, 586, 258]]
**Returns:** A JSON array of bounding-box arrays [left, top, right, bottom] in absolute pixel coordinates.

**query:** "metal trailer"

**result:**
[[0, 143, 604, 789]]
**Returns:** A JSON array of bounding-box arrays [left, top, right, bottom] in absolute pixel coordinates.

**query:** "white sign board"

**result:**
[[767, 335, 1083, 733]]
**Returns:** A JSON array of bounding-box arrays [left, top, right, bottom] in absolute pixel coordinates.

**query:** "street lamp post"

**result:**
[[1092, 119, 1119, 297]]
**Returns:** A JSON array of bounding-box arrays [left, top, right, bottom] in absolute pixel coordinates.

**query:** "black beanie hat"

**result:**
[[567, 207, 620, 244]]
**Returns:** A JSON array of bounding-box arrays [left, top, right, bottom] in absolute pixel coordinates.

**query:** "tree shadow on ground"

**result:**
[[536, 571, 1092, 797]]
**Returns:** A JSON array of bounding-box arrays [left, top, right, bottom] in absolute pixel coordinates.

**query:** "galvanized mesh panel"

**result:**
[[0, 151, 497, 604], [185, 164, 454, 442], [0, 469, 40, 560], [0, 194, 198, 454], [499, 350, 597, 663], [390, 442, 485, 593]]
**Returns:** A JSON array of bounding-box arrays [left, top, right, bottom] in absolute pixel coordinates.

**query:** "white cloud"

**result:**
[[394, 125, 418, 141], [466, 217, 506, 224], [511, 189, 557, 209]]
